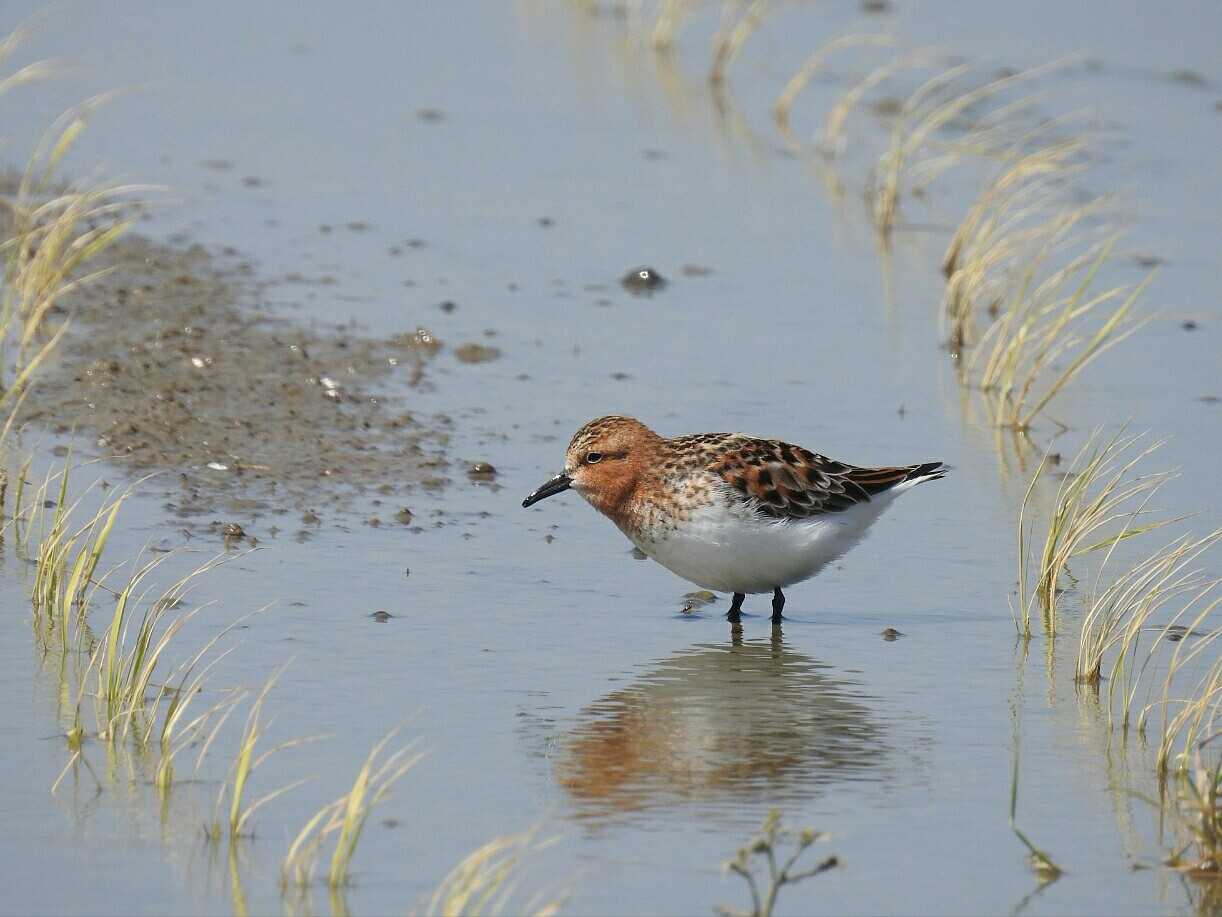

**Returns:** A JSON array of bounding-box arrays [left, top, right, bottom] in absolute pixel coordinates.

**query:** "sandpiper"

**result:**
[[523, 416, 945, 624]]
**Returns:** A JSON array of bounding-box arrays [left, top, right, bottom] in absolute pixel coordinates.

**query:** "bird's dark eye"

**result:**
[[585, 452, 603, 464]]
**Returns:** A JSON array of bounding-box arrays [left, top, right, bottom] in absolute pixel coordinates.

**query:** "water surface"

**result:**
[[1, 2, 1220, 915]]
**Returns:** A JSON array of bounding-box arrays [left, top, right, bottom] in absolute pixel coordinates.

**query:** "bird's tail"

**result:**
[[904, 460, 946, 485], [843, 460, 947, 498], [877, 461, 947, 495]]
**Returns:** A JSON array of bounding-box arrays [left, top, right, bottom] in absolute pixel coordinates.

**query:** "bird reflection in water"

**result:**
[[557, 627, 895, 820]]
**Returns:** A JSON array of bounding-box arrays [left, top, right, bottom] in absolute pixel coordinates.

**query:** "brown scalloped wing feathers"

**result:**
[[708, 437, 942, 520]]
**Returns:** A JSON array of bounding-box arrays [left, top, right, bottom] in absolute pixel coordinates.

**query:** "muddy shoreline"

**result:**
[[12, 230, 472, 531]]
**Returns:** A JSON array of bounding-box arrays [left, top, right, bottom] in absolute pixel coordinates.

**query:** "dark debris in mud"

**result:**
[[1167, 69, 1211, 89], [680, 590, 718, 614], [454, 343, 501, 364], [16, 232, 462, 524]]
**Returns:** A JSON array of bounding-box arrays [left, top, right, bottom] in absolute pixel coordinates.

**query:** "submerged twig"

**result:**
[[716, 810, 838, 917]]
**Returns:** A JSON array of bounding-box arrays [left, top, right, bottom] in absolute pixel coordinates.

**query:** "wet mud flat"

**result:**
[[11, 230, 464, 532]]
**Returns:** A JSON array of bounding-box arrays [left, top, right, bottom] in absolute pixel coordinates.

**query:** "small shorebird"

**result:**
[[522, 416, 944, 624]]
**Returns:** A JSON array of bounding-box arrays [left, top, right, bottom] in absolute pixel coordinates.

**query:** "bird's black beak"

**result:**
[[522, 472, 571, 508]]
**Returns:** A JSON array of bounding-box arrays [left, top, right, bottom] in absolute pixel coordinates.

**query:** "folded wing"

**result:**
[[708, 437, 943, 520]]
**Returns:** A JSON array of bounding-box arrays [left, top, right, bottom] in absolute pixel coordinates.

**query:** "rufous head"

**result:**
[[522, 416, 661, 519]]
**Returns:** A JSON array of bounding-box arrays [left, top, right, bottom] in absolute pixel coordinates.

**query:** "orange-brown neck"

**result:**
[[578, 434, 667, 533]]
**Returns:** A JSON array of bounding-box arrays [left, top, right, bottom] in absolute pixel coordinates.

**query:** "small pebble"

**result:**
[[468, 462, 496, 480], [621, 266, 667, 294]]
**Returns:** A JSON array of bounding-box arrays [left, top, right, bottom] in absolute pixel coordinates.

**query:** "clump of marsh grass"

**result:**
[[0, 29, 152, 452], [715, 810, 838, 917], [281, 727, 424, 890], [1014, 432, 1174, 636], [203, 668, 322, 841], [1013, 434, 1222, 785], [0, 111, 147, 396], [28, 461, 128, 624], [870, 57, 1075, 237], [942, 136, 1089, 280], [971, 236, 1153, 431], [417, 829, 567, 917], [23, 468, 248, 802], [19, 461, 229, 720], [91, 551, 231, 743], [1076, 530, 1221, 716], [1165, 735, 1222, 877], [941, 138, 1098, 351], [0, 26, 156, 415], [1146, 635, 1222, 779]]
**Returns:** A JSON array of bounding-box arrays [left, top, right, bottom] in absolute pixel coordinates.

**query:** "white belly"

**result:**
[[632, 496, 896, 595]]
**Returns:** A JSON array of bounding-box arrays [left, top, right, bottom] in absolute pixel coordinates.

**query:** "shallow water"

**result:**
[[1, 2, 1220, 915]]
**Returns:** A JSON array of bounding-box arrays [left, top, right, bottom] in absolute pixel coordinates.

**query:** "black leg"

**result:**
[[771, 587, 785, 624], [727, 592, 745, 623]]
